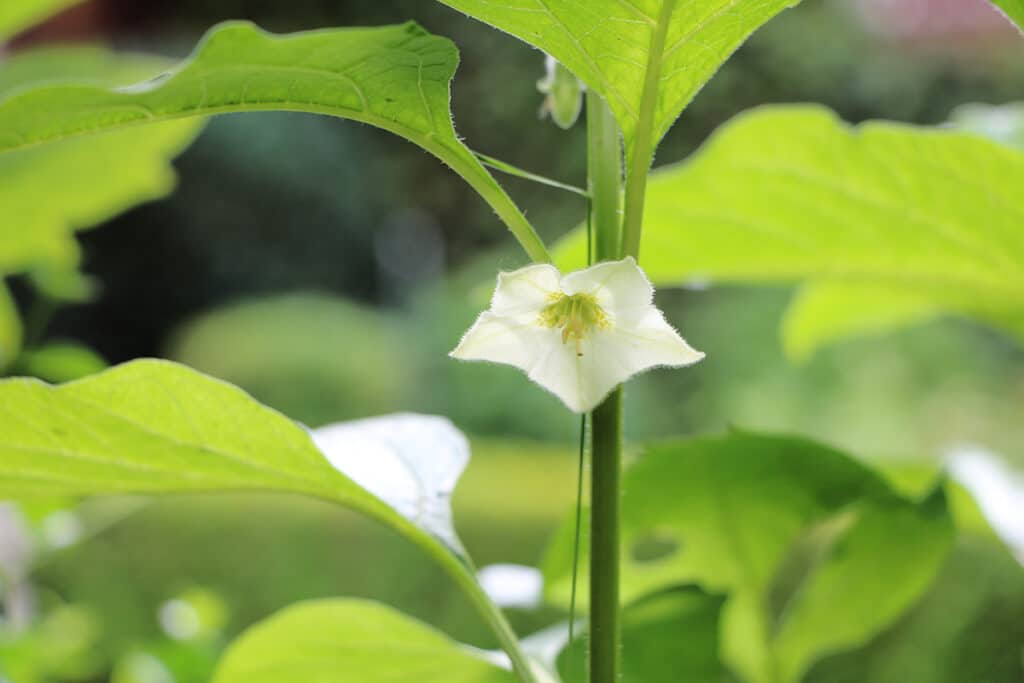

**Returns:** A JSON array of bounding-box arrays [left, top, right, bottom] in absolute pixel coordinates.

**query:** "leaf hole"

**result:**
[[630, 530, 680, 564]]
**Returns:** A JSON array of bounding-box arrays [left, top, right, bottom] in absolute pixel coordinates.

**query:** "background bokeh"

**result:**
[[3, 1, 1024, 681]]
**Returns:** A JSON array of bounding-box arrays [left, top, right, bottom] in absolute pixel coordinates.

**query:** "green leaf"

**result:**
[[0, 282, 22, 371], [0, 122, 201, 275], [555, 105, 1024, 358], [0, 0, 83, 42], [806, 537, 1024, 683], [436, 0, 798, 162], [780, 283, 941, 362], [12, 342, 107, 383], [213, 599, 516, 683], [0, 47, 203, 277], [762, 489, 952, 683], [0, 22, 547, 262], [0, 359, 473, 554], [0, 360, 537, 679], [0, 360, 387, 507], [558, 589, 730, 683], [542, 432, 955, 683], [990, 0, 1024, 31]]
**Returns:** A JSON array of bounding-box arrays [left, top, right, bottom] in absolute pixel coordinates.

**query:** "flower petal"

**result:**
[[523, 340, 594, 413], [599, 307, 705, 373], [489, 263, 562, 323], [561, 257, 653, 322], [450, 312, 551, 371]]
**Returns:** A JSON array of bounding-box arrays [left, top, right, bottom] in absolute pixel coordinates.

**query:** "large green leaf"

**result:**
[[543, 432, 955, 683], [213, 599, 515, 683], [806, 537, 1024, 683], [0, 21, 546, 261], [436, 0, 797, 163], [0, 47, 203, 277], [0, 359, 537, 678], [0, 359, 390, 507], [990, 0, 1024, 31], [0, 0, 83, 41], [555, 105, 1024, 358]]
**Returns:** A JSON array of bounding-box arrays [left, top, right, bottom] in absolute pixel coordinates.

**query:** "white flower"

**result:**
[[450, 257, 704, 413]]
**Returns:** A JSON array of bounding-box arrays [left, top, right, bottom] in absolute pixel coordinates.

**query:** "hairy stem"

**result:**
[[587, 92, 623, 262], [407, 526, 540, 683], [621, 0, 678, 259], [430, 139, 552, 264], [589, 388, 623, 683], [586, 90, 624, 683]]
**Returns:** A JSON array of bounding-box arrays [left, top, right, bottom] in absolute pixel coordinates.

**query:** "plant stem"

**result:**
[[589, 388, 623, 683], [587, 92, 623, 262], [620, 0, 678, 259], [446, 142, 552, 264], [586, 90, 624, 683], [416, 532, 540, 683], [460, 569, 540, 682]]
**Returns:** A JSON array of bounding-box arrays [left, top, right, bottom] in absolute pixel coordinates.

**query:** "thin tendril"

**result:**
[[474, 151, 590, 198], [569, 195, 595, 644], [568, 412, 587, 643]]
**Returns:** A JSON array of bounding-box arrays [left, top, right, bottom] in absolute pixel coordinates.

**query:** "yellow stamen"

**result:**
[[539, 293, 609, 356]]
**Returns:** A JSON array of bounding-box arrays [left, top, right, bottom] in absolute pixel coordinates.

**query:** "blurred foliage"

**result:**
[[543, 432, 959, 683], [558, 589, 731, 683], [0, 0, 82, 41], [806, 536, 1024, 682], [11, 342, 107, 383], [1, 0, 1023, 681], [0, 284, 22, 371], [169, 294, 411, 426]]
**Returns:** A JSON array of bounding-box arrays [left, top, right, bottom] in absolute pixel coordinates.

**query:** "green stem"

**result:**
[[428, 140, 552, 264], [589, 388, 623, 683], [620, 0, 678, 259], [586, 90, 624, 683], [587, 92, 623, 262], [454, 559, 540, 682], [390, 514, 539, 683], [476, 178, 551, 264]]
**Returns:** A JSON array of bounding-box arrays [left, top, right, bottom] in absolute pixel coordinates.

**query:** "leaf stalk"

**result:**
[[621, 0, 678, 259]]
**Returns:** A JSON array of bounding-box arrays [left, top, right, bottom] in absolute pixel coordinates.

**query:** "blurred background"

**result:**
[[2, 0, 1023, 681]]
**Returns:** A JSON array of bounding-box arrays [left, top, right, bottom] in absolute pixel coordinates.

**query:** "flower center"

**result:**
[[539, 292, 610, 356]]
